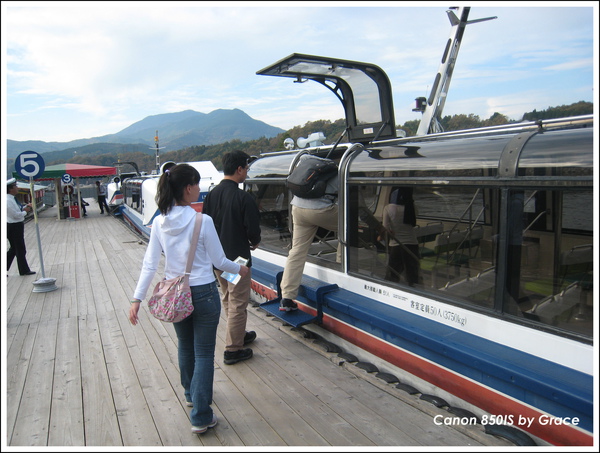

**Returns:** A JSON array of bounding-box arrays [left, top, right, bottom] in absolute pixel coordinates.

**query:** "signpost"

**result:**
[[61, 173, 77, 218], [61, 173, 73, 185], [14, 151, 58, 292]]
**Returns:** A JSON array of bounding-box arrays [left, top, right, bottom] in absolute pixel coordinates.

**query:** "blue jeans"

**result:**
[[173, 281, 221, 426]]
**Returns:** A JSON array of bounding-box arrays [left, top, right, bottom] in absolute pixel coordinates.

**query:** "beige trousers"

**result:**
[[216, 269, 252, 352], [280, 204, 339, 300]]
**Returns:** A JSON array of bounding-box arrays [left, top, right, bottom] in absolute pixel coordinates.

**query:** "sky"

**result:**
[[2, 1, 597, 144]]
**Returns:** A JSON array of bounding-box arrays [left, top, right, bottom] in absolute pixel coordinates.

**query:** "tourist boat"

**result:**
[[106, 159, 222, 238], [243, 7, 594, 446]]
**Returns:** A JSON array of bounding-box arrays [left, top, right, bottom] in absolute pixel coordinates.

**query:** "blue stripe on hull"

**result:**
[[121, 208, 151, 238]]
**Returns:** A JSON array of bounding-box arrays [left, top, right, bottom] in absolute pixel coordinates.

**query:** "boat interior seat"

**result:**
[[415, 221, 444, 257], [421, 226, 483, 268], [525, 278, 593, 324], [439, 267, 496, 304], [524, 244, 593, 297]]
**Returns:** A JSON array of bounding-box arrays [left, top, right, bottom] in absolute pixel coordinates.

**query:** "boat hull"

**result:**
[[248, 254, 593, 446]]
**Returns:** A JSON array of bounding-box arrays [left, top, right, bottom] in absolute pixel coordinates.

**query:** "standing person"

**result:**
[[279, 159, 339, 312], [6, 178, 36, 276], [202, 150, 261, 365], [381, 187, 420, 286], [95, 180, 110, 214], [128, 164, 248, 435]]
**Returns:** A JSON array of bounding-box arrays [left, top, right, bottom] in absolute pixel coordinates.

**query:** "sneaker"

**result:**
[[186, 400, 193, 407], [279, 298, 298, 312], [224, 348, 253, 365], [244, 331, 257, 345], [191, 414, 218, 434]]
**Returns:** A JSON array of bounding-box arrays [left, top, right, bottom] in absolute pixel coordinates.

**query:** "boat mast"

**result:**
[[151, 130, 165, 174], [414, 7, 496, 136]]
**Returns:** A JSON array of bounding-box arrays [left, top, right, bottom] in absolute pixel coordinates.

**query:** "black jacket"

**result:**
[[202, 179, 261, 267]]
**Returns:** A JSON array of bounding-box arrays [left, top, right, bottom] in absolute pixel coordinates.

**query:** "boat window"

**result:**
[[279, 61, 382, 125], [124, 180, 142, 214], [247, 153, 295, 179], [256, 53, 396, 142], [247, 181, 291, 255], [342, 69, 381, 125], [516, 188, 593, 338], [346, 183, 593, 339], [517, 127, 594, 177], [349, 135, 507, 176], [246, 180, 341, 269], [347, 184, 498, 310]]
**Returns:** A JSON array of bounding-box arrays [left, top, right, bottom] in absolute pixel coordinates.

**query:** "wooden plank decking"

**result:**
[[3, 202, 514, 448]]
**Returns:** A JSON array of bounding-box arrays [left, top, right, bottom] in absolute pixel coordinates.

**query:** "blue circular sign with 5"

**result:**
[[15, 151, 46, 180]]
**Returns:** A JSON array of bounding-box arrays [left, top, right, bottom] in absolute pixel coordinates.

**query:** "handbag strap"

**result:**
[[184, 213, 203, 279]]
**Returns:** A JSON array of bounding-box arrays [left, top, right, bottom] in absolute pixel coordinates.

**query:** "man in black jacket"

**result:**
[[203, 151, 261, 365]]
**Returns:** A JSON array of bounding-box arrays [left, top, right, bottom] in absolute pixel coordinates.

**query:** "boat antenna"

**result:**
[[151, 130, 166, 174]]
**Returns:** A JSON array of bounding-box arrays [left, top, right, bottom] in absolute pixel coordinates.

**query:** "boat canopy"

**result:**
[[348, 124, 593, 182], [248, 117, 593, 186], [257, 54, 396, 144]]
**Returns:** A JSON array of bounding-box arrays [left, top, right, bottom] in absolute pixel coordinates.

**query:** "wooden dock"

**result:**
[[4, 202, 515, 448]]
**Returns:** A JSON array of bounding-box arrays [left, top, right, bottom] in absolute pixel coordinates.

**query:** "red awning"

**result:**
[[13, 163, 117, 181]]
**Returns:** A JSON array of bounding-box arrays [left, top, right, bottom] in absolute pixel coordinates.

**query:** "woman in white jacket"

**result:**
[[129, 163, 248, 434]]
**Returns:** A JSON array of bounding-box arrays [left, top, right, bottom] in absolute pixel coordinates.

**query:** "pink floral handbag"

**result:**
[[148, 213, 202, 322]]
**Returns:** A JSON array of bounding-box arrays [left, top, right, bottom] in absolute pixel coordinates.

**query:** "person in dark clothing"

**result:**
[[74, 190, 88, 217], [381, 187, 420, 286], [202, 151, 261, 365], [7, 178, 35, 276], [95, 180, 110, 214]]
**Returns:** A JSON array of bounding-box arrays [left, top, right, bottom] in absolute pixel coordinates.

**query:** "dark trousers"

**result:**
[[386, 243, 420, 286], [98, 195, 109, 213], [7, 222, 31, 275]]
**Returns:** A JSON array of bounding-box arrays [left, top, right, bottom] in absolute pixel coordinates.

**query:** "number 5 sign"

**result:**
[[15, 151, 46, 180]]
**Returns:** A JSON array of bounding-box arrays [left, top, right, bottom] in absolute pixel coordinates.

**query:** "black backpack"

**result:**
[[286, 155, 338, 199]]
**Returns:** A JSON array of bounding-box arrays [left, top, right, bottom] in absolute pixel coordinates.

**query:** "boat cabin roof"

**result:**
[[247, 119, 593, 184]]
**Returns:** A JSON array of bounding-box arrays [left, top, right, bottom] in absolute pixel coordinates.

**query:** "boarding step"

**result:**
[[259, 276, 339, 328], [260, 298, 319, 328]]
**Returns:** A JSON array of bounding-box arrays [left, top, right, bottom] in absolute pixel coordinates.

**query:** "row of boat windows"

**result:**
[[124, 183, 142, 214], [248, 182, 593, 341]]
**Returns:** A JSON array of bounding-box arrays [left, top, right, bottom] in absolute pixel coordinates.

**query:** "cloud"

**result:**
[[3, 4, 595, 141], [544, 58, 594, 72]]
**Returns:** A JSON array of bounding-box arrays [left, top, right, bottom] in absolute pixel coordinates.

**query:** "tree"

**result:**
[[398, 120, 420, 137], [445, 113, 482, 131], [522, 101, 592, 121]]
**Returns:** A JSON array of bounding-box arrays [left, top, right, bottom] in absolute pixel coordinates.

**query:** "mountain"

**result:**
[[7, 109, 285, 158]]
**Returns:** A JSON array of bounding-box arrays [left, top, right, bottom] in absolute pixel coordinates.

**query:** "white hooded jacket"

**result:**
[[133, 205, 241, 301]]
